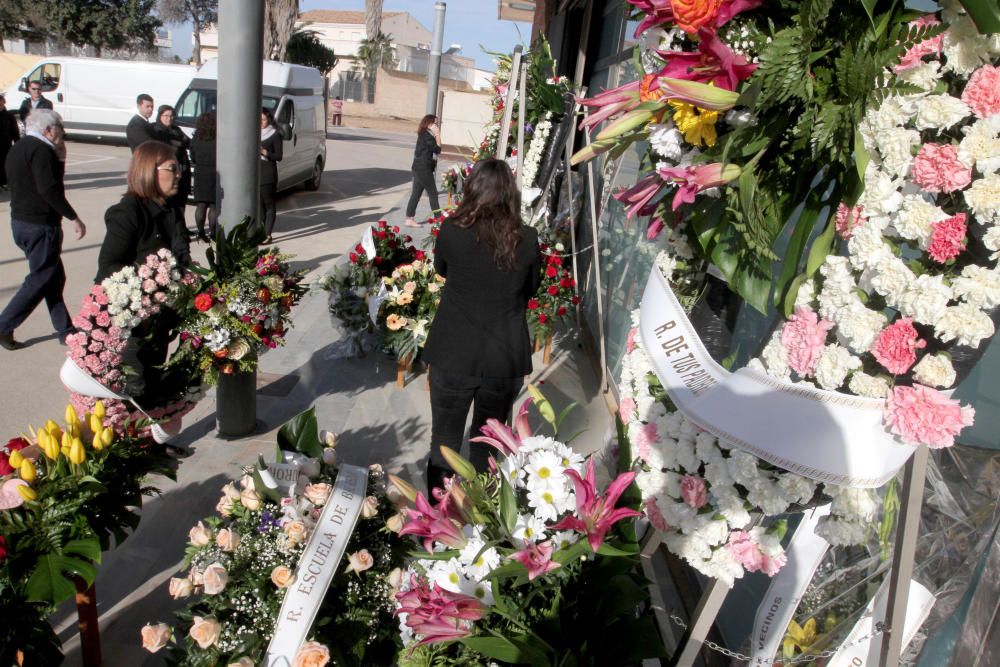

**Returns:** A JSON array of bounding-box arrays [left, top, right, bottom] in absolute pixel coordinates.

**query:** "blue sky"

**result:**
[[166, 1, 531, 71]]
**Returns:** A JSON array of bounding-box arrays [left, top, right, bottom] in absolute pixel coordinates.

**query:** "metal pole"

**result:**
[[515, 61, 527, 190], [563, 92, 583, 328], [879, 446, 929, 667], [496, 46, 522, 159], [583, 126, 608, 393], [218, 0, 264, 230], [670, 578, 730, 667], [426, 2, 446, 115]]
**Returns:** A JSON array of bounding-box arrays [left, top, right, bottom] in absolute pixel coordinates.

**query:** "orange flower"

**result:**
[[639, 73, 664, 102], [671, 0, 722, 33]]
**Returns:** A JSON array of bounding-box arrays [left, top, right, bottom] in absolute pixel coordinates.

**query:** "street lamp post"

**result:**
[[426, 2, 446, 116]]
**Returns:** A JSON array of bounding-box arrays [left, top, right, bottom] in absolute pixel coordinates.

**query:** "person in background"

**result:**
[[17, 80, 53, 123], [420, 159, 542, 491], [259, 107, 283, 244], [152, 104, 192, 231], [126, 93, 155, 153], [190, 111, 218, 242], [404, 114, 442, 228], [0, 109, 85, 351], [330, 95, 343, 126], [0, 94, 19, 191]]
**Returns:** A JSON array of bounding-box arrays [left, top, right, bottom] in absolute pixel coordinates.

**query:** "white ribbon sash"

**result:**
[[749, 506, 831, 664], [368, 282, 389, 323], [265, 464, 368, 666], [639, 268, 916, 488], [361, 227, 377, 260]]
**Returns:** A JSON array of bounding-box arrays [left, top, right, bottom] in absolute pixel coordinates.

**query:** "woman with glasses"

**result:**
[[153, 104, 192, 231]]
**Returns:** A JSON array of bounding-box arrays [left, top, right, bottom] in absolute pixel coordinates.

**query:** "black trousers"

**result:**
[[261, 182, 277, 236], [405, 165, 439, 218], [426, 368, 523, 491], [0, 220, 72, 336]]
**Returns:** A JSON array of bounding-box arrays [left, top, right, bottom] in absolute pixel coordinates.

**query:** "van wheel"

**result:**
[[305, 157, 323, 191]]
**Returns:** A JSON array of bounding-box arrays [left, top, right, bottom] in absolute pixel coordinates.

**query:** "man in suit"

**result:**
[[17, 80, 53, 123], [0, 94, 19, 190], [126, 93, 155, 152], [0, 109, 86, 350]]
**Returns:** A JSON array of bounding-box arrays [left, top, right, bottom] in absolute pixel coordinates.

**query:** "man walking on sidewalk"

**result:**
[[0, 109, 86, 351]]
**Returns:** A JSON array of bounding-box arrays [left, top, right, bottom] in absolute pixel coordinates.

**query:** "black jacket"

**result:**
[[0, 109, 18, 149], [190, 134, 217, 203], [260, 128, 283, 185], [422, 222, 542, 378], [126, 114, 155, 153], [18, 96, 53, 123], [412, 130, 441, 170], [5, 135, 77, 225], [153, 122, 192, 201], [97, 193, 190, 282]]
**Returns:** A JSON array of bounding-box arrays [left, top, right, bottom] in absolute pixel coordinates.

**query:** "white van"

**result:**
[[3, 57, 195, 140], [174, 59, 327, 192]]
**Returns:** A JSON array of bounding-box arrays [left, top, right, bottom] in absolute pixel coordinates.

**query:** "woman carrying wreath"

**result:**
[[421, 159, 541, 490]]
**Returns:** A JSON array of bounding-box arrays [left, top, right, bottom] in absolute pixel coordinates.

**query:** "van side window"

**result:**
[[276, 100, 295, 135], [26, 64, 61, 92]]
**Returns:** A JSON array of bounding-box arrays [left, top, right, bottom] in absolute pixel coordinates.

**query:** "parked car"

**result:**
[[174, 59, 327, 192]]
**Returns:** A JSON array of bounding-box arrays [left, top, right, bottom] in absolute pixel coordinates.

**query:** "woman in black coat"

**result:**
[[152, 105, 192, 230], [404, 114, 442, 227], [190, 111, 218, 241], [259, 107, 283, 244], [421, 159, 542, 490]]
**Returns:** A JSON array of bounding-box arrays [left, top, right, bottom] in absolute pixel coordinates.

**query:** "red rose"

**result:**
[[527, 298, 539, 310], [0, 453, 12, 476], [388, 239, 397, 248], [547, 285, 559, 295], [349, 252, 358, 263], [355, 243, 364, 253], [7, 437, 29, 453], [415, 250, 426, 261], [405, 235, 413, 242], [571, 295, 581, 305], [432, 228, 440, 237], [377, 230, 387, 239], [393, 225, 400, 233], [540, 243, 549, 251], [538, 313, 548, 324], [194, 293, 214, 312], [545, 266, 558, 278], [373, 257, 382, 264], [557, 306, 567, 316], [378, 220, 388, 229], [559, 278, 572, 288]]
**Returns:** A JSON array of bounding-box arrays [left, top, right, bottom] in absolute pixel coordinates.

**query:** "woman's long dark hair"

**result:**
[[417, 114, 436, 133], [451, 159, 522, 270], [194, 111, 217, 141]]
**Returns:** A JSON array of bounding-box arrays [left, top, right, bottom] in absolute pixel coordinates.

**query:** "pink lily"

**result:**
[[511, 540, 561, 580], [646, 215, 668, 240], [657, 29, 757, 91], [396, 574, 486, 645], [514, 398, 533, 439], [398, 492, 468, 552], [614, 172, 668, 219], [576, 80, 642, 132], [658, 162, 742, 210], [469, 418, 522, 457], [657, 77, 740, 111], [549, 458, 642, 553], [627, 0, 762, 36]]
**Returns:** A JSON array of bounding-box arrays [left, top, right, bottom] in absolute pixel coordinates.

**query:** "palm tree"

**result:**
[[264, 0, 298, 60], [356, 31, 393, 103], [364, 0, 382, 41]]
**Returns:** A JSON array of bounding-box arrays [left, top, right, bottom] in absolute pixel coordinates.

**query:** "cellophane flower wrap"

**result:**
[[66, 249, 202, 433], [391, 391, 666, 666], [379, 260, 444, 364], [144, 408, 406, 666]]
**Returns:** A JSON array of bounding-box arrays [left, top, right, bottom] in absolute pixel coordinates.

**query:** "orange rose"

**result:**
[[671, 0, 722, 33]]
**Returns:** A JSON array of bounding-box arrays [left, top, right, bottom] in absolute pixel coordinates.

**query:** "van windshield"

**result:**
[[175, 89, 279, 127]]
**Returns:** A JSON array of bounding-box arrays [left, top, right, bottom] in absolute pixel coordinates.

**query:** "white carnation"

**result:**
[[896, 62, 942, 91], [815, 517, 869, 546], [777, 474, 818, 506], [936, 303, 996, 347], [759, 331, 790, 380], [953, 265, 1000, 309], [959, 114, 1000, 174], [848, 221, 895, 271], [834, 305, 887, 354], [868, 256, 915, 305], [857, 168, 903, 217], [965, 173, 1000, 225], [942, 15, 993, 75], [912, 353, 957, 388], [848, 371, 891, 398], [813, 344, 862, 390], [914, 94, 971, 131], [896, 273, 953, 325], [875, 127, 920, 177], [983, 225, 1000, 260], [892, 196, 948, 245], [648, 123, 685, 162], [794, 278, 816, 307]]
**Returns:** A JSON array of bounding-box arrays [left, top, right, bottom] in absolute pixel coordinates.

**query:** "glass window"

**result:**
[[175, 89, 279, 128], [275, 99, 295, 137], [25, 63, 61, 92]]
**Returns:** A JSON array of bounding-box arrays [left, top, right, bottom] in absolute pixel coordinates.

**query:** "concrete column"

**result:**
[[217, 0, 264, 230], [426, 2, 446, 116]]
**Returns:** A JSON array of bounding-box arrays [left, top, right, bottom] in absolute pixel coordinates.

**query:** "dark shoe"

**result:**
[[264, 235, 274, 244], [0, 332, 24, 350]]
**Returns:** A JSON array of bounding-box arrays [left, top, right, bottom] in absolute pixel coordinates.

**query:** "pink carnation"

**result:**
[[633, 422, 658, 461], [619, 397, 637, 423], [626, 327, 639, 353], [927, 213, 967, 263], [780, 307, 834, 376], [871, 317, 926, 375], [680, 474, 708, 509], [727, 531, 787, 576], [961, 65, 1000, 119], [884, 384, 975, 448], [912, 143, 972, 194], [644, 498, 670, 532], [95, 311, 111, 328], [835, 203, 866, 239], [894, 16, 944, 72]]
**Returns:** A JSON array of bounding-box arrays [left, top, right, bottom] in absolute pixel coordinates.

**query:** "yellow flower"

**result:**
[[9, 449, 24, 468], [89, 413, 103, 435], [100, 427, 114, 448], [69, 437, 86, 465], [670, 101, 719, 148], [93, 401, 106, 420], [782, 618, 818, 659], [65, 404, 79, 426], [19, 459, 36, 482], [17, 485, 37, 501]]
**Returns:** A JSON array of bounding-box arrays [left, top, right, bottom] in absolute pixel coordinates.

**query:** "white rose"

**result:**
[[965, 173, 1000, 226], [361, 495, 380, 519], [813, 344, 862, 391], [303, 483, 332, 507], [240, 486, 262, 511], [848, 371, 890, 399], [912, 353, 957, 388], [935, 303, 996, 348], [141, 623, 172, 653], [953, 265, 1000, 309]]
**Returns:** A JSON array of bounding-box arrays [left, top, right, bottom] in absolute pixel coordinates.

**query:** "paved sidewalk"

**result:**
[[17, 129, 612, 665]]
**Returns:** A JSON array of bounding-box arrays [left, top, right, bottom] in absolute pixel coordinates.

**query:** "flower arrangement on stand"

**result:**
[[1, 402, 175, 665], [379, 260, 445, 376], [142, 408, 406, 666], [65, 249, 203, 434], [528, 242, 580, 362], [170, 220, 307, 385], [389, 388, 666, 666]]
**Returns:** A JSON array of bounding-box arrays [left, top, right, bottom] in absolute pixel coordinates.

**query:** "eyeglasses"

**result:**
[[157, 164, 181, 176], [29, 87, 40, 92]]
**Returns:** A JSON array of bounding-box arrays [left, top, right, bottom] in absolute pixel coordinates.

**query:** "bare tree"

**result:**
[[364, 0, 382, 41], [157, 0, 217, 65], [263, 0, 297, 61]]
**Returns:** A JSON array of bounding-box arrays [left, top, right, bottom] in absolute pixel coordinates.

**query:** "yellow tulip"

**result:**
[[44, 419, 62, 437], [19, 459, 36, 482], [91, 434, 104, 452], [65, 404, 78, 426], [36, 426, 47, 442], [89, 414, 103, 435], [68, 438, 86, 465], [17, 485, 36, 501], [94, 401, 106, 420], [9, 449, 24, 468], [100, 427, 114, 448], [66, 420, 81, 438], [39, 432, 59, 460], [60, 432, 72, 456]]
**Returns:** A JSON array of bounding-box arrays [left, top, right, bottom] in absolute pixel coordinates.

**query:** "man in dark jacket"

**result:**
[[0, 109, 86, 350], [0, 93, 19, 190], [17, 81, 53, 123], [126, 93, 155, 152]]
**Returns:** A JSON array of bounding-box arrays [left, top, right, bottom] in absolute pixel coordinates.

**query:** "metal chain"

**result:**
[[667, 612, 888, 664]]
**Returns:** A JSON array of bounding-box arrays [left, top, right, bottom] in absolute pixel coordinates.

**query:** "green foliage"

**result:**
[[286, 29, 338, 73], [42, 0, 161, 55], [276, 406, 324, 459]]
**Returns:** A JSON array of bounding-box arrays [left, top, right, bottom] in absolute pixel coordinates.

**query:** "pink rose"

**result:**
[[140, 623, 171, 653], [293, 641, 331, 667], [680, 475, 708, 509], [835, 203, 865, 240], [202, 562, 229, 595], [344, 549, 374, 575], [618, 397, 637, 422], [215, 528, 241, 552], [962, 65, 1000, 119], [871, 317, 926, 375], [361, 495, 380, 519], [928, 213, 967, 263], [271, 565, 295, 588], [885, 384, 975, 448], [912, 143, 972, 194], [303, 483, 332, 507], [894, 16, 944, 72], [780, 307, 834, 376]]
